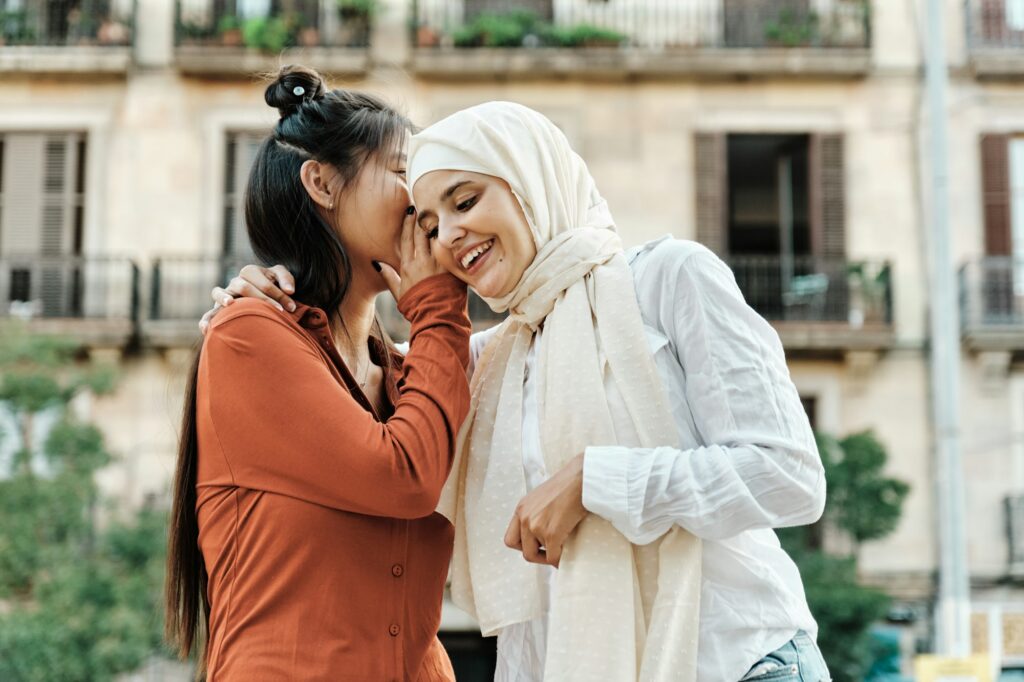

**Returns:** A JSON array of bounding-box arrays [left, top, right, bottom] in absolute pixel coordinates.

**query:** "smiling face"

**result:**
[[412, 170, 537, 298]]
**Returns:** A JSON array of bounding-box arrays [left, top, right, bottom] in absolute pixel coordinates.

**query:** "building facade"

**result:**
[[1, 0, 1023, 676]]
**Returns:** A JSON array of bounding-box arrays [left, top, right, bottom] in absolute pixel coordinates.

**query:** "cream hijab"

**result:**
[[409, 102, 701, 682]]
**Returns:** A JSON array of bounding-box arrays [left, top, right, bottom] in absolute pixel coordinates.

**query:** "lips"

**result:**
[[458, 238, 495, 271]]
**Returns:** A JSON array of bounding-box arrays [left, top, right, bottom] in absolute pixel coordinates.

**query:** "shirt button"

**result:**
[[389, 624, 400, 636], [392, 564, 404, 577]]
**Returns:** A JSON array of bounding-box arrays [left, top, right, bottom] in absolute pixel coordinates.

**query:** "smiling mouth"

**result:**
[[460, 239, 495, 271]]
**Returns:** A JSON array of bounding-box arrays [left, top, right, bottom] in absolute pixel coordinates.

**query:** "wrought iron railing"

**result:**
[[175, 0, 374, 49], [966, 0, 1024, 49], [411, 0, 870, 50], [151, 255, 506, 338], [0, 255, 139, 322], [149, 254, 258, 321], [726, 256, 892, 325], [960, 256, 1024, 329], [0, 0, 134, 47]]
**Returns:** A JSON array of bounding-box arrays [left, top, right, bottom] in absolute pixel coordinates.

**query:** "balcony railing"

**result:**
[[725, 256, 893, 351], [411, 0, 870, 51], [0, 0, 134, 47], [960, 256, 1024, 348], [0, 255, 138, 320], [176, 0, 373, 50], [966, 0, 1024, 49], [150, 254, 506, 344]]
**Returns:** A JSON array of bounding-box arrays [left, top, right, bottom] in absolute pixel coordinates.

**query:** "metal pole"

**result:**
[[924, 0, 971, 657]]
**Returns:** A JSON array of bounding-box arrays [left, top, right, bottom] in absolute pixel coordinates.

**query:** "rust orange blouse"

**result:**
[[195, 274, 471, 681]]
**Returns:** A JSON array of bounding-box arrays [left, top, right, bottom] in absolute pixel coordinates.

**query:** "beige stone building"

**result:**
[[3, 0, 1024, 675]]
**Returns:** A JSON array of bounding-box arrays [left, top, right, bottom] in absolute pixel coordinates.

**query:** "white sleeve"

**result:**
[[581, 246, 826, 544]]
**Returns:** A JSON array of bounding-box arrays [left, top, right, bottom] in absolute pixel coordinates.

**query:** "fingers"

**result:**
[[267, 264, 296, 295], [376, 261, 402, 301], [223, 278, 285, 312], [504, 515, 523, 551], [399, 205, 416, 265], [211, 287, 235, 308], [199, 304, 222, 335], [231, 269, 296, 312], [520, 523, 545, 565]]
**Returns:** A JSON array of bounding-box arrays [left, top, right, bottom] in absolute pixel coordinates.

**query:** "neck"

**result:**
[[332, 277, 379, 371]]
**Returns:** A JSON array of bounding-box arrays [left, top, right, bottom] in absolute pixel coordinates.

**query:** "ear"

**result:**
[[299, 159, 338, 210]]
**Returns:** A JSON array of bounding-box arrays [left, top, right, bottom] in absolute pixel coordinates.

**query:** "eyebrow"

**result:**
[[417, 180, 473, 228]]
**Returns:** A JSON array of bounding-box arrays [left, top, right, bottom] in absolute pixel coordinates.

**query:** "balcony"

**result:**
[[148, 254, 507, 346], [960, 256, 1024, 352], [727, 256, 894, 353], [966, 0, 1024, 78], [410, 0, 871, 80], [175, 0, 371, 77], [0, 255, 139, 348], [0, 0, 134, 75], [146, 255, 255, 347]]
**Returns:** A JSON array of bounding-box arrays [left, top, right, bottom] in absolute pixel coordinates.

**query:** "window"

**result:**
[[223, 131, 263, 258], [1009, 0, 1024, 32], [0, 132, 86, 316]]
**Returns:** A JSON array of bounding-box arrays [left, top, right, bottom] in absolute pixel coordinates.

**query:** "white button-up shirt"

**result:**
[[466, 237, 825, 682]]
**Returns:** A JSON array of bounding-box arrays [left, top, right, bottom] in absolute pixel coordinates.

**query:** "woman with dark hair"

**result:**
[[164, 66, 471, 681]]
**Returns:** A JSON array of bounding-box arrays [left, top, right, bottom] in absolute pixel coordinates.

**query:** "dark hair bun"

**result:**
[[265, 65, 327, 118]]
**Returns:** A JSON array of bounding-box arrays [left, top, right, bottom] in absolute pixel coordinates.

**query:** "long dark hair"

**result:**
[[165, 65, 412, 672]]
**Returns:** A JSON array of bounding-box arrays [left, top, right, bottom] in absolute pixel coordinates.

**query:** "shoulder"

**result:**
[[631, 237, 733, 293], [205, 299, 309, 349]]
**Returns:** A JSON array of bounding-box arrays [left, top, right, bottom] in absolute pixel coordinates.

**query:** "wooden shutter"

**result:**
[[223, 132, 262, 257], [0, 132, 80, 315], [809, 133, 845, 260], [695, 132, 728, 256], [982, 134, 1012, 256]]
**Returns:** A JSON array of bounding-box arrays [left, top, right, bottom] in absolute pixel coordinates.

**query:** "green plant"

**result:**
[[337, 0, 380, 18], [763, 9, 819, 47], [543, 23, 625, 48], [0, 324, 170, 680], [242, 15, 296, 53], [453, 11, 540, 48], [216, 14, 242, 34], [778, 430, 910, 682], [0, 10, 36, 45]]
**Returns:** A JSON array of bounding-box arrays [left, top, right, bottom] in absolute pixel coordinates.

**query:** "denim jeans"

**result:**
[[739, 631, 832, 682]]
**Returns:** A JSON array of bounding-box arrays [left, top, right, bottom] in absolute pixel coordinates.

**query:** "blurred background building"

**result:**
[[2, 0, 1024, 678]]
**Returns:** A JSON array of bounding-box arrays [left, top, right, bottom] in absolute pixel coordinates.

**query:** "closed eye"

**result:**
[[427, 227, 438, 239]]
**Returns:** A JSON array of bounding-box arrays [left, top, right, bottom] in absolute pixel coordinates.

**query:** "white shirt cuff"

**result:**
[[582, 446, 632, 532]]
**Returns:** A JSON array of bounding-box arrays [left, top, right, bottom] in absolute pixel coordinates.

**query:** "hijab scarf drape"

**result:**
[[409, 102, 701, 682]]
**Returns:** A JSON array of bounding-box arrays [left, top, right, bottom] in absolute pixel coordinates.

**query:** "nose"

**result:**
[[436, 216, 466, 251]]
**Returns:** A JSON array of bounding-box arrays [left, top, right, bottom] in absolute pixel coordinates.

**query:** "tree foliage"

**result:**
[[0, 324, 168, 681], [779, 430, 910, 682]]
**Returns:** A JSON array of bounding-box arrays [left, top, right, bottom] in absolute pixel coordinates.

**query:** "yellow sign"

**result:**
[[914, 655, 991, 682]]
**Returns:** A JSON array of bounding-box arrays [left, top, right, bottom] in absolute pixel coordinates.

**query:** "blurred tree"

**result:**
[[0, 323, 168, 681], [777, 430, 910, 682]]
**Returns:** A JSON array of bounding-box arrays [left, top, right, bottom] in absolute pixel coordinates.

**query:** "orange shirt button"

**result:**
[[389, 624, 401, 637], [391, 564, 404, 577]]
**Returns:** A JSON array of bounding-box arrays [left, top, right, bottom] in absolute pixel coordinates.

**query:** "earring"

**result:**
[[329, 202, 334, 210]]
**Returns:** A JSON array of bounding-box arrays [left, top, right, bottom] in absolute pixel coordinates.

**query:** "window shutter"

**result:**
[[695, 132, 727, 256], [982, 134, 1012, 256], [0, 132, 80, 315], [224, 132, 262, 257], [810, 133, 846, 260]]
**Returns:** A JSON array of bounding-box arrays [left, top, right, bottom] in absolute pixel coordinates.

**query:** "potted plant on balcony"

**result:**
[[846, 262, 889, 328], [242, 15, 297, 53], [545, 23, 626, 48], [763, 9, 819, 47], [336, 0, 378, 46], [453, 11, 539, 48], [217, 15, 243, 47]]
